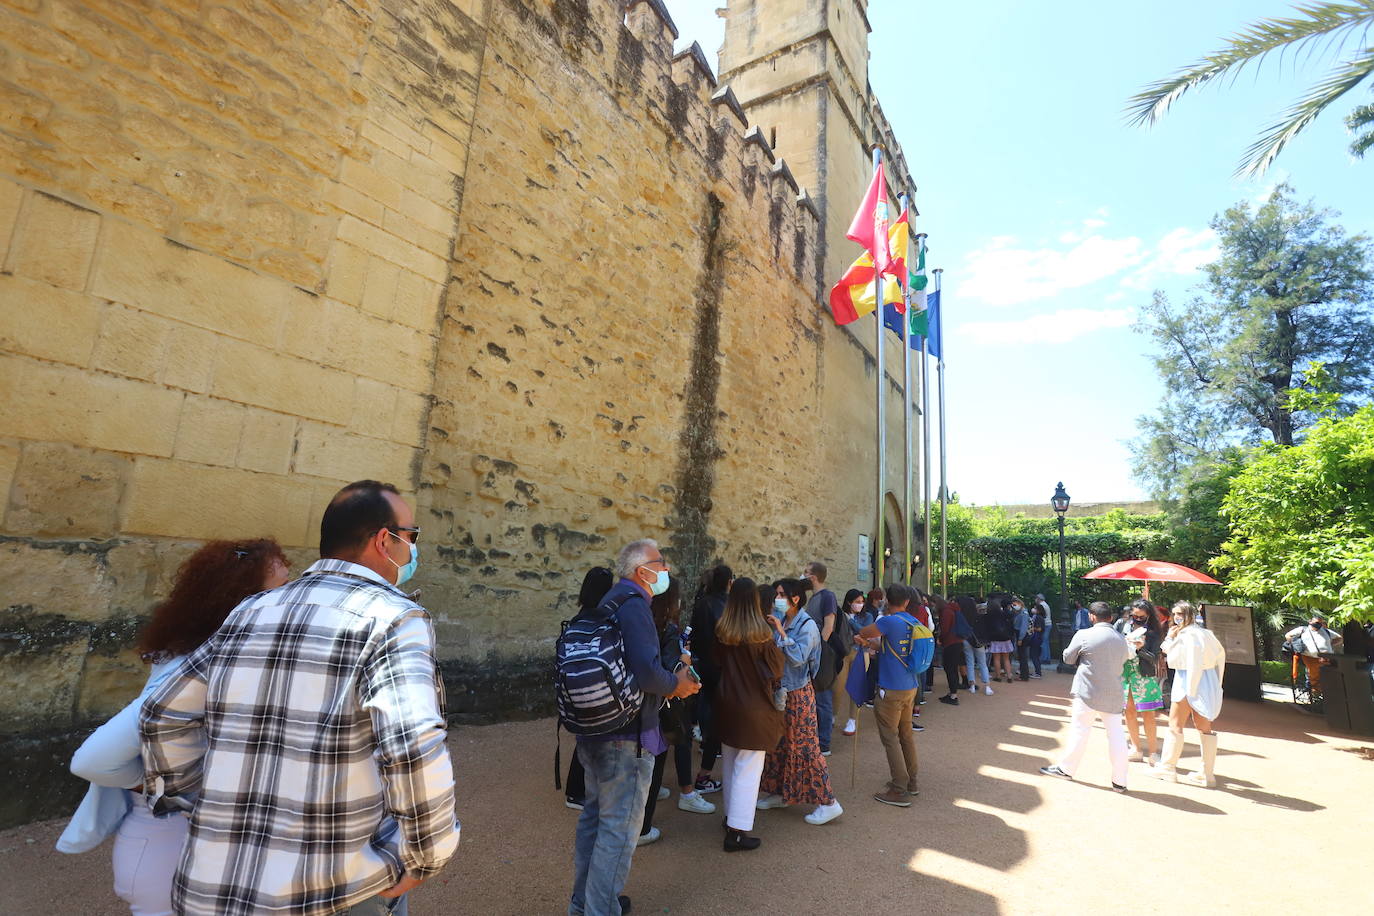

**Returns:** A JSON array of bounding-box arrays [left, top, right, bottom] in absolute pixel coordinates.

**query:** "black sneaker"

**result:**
[[1039, 765, 1072, 780], [1111, 783, 1127, 794], [938, 695, 958, 706], [911, 722, 925, 732], [619, 895, 632, 914]]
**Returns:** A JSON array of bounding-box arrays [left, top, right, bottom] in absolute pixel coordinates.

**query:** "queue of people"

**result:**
[[556, 557, 948, 914], [55, 496, 1242, 916]]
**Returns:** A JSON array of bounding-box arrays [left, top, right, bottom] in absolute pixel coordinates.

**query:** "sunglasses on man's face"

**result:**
[[388, 526, 421, 544]]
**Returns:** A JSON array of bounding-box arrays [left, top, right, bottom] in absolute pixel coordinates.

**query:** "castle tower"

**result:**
[[719, 0, 917, 296]]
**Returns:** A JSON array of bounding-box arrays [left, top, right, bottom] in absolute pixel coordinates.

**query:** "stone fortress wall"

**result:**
[[0, 0, 918, 826]]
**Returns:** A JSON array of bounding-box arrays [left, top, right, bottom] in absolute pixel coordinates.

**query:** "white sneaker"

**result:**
[[755, 793, 788, 810], [677, 791, 716, 814], [657, 786, 670, 801], [984, 685, 994, 696], [804, 801, 843, 825], [1127, 749, 1144, 763], [1179, 770, 1215, 788], [692, 725, 702, 742], [636, 826, 661, 846], [842, 718, 857, 736], [1149, 752, 1161, 767]]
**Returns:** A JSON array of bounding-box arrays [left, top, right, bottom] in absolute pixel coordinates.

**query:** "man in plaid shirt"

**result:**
[[141, 480, 459, 915]]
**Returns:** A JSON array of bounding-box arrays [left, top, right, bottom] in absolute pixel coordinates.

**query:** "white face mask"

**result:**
[[850, 601, 864, 613]]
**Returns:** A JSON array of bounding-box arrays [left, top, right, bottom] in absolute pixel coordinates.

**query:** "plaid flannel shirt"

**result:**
[[140, 559, 459, 916]]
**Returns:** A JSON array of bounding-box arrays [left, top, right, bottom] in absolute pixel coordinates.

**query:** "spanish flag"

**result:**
[[829, 210, 910, 325]]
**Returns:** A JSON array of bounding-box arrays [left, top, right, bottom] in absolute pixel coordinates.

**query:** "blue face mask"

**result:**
[[773, 597, 789, 615], [388, 532, 419, 586], [639, 566, 670, 596]]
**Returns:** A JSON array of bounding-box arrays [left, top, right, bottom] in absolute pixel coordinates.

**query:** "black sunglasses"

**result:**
[[386, 525, 421, 544]]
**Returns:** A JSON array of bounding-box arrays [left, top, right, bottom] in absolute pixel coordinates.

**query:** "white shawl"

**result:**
[[1162, 625, 1226, 698]]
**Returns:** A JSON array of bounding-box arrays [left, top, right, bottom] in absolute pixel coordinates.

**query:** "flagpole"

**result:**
[[898, 203, 916, 588], [934, 267, 948, 595], [919, 258, 932, 594], [871, 147, 886, 588], [908, 229, 928, 588]]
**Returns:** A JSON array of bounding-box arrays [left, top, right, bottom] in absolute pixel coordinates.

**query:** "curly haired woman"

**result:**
[[59, 539, 290, 916]]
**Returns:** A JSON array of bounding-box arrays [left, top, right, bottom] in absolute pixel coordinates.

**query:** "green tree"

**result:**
[[1127, 2, 1374, 175], [1166, 449, 1248, 569], [1214, 406, 1374, 625], [1132, 186, 1374, 500]]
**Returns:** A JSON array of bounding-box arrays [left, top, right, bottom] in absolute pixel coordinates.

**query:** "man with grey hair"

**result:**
[[570, 538, 699, 916], [1041, 601, 1131, 792]]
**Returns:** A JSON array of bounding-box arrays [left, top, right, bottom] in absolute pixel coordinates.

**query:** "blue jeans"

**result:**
[[570, 739, 653, 915], [814, 686, 833, 750], [962, 643, 990, 686]]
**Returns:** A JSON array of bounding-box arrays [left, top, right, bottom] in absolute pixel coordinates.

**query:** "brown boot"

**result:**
[[873, 787, 912, 807]]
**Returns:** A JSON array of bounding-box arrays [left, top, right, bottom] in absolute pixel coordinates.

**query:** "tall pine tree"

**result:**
[[1132, 185, 1374, 500]]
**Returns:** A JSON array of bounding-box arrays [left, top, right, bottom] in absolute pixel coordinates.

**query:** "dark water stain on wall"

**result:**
[[665, 192, 728, 595]]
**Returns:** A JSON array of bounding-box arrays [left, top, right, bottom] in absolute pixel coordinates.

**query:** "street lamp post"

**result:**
[[1052, 482, 1071, 670]]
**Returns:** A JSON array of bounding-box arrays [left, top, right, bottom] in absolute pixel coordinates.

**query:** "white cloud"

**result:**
[[959, 307, 1136, 346], [958, 213, 1221, 305], [1120, 226, 1220, 290], [957, 234, 1147, 307]]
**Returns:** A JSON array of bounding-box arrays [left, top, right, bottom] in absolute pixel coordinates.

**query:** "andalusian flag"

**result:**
[[907, 244, 929, 337], [829, 210, 909, 325]]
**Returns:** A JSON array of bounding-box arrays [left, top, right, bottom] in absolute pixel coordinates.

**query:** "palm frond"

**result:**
[[1237, 49, 1374, 175], [1345, 100, 1374, 126], [1347, 101, 1374, 155], [1349, 125, 1374, 156], [1125, 1, 1374, 127]]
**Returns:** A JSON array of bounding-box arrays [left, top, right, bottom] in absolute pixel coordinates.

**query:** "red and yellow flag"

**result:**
[[829, 210, 910, 326]]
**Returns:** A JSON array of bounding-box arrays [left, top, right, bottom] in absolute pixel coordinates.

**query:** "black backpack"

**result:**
[[813, 612, 851, 692], [554, 595, 641, 735]]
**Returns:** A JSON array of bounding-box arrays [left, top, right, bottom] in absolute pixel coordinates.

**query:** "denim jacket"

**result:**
[[773, 610, 820, 691]]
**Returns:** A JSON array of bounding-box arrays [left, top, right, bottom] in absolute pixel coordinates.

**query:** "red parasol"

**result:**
[[1082, 559, 1221, 600]]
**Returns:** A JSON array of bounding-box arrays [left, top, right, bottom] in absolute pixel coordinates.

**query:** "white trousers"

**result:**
[[1058, 696, 1129, 788], [112, 803, 189, 916], [720, 744, 766, 831]]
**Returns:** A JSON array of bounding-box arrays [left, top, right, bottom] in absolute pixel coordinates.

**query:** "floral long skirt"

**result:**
[[759, 683, 836, 806], [1122, 659, 1165, 712]]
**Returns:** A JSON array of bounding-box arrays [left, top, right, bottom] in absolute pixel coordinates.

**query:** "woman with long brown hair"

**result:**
[[60, 539, 290, 916], [714, 577, 785, 851]]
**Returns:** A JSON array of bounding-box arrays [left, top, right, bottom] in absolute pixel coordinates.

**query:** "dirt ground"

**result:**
[[3, 670, 1370, 915]]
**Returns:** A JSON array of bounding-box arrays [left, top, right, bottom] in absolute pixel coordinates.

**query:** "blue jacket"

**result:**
[[1013, 608, 1030, 640], [774, 609, 821, 691], [587, 579, 678, 739]]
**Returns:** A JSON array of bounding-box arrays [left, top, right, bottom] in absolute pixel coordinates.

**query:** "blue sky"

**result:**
[[662, 1, 1374, 507]]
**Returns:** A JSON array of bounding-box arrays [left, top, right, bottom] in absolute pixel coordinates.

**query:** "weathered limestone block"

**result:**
[[74, 632, 147, 724], [0, 626, 88, 734], [5, 443, 131, 537], [0, 540, 113, 623]]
